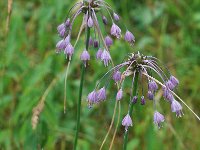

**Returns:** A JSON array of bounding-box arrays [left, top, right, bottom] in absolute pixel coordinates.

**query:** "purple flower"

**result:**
[[96, 48, 103, 59], [113, 12, 120, 21], [141, 96, 146, 105], [132, 96, 138, 104], [65, 18, 71, 27], [154, 111, 165, 129], [93, 40, 99, 48], [171, 100, 183, 117], [102, 16, 108, 25], [101, 50, 111, 67], [124, 30, 135, 44], [87, 16, 94, 28], [170, 76, 179, 87], [148, 80, 158, 92], [87, 90, 98, 107], [162, 87, 174, 102], [116, 89, 123, 101], [80, 49, 90, 67], [56, 36, 70, 51], [110, 23, 121, 39], [89, 37, 93, 46], [122, 114, 133, 131], [165, 80, 175, 90], [57, 23, 66, 37], [97, 87, 106, 101], [64, 43, 74, 59], [105, 36, 113, 47], [148, 91, 154, 100], [112, 71, 121, 82]]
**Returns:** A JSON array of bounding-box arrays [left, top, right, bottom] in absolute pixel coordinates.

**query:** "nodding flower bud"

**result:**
[[65, 18, 71, 27], [124, 30, 135, 44], [132, 96, 138, 104], [93, 40, 99, 48], [171, 99, 183, 117], [165, 80, 175, 90], [148, 91, 154, 100], [57, 23, 66, 37], [64, 43, 74, 59], [102, 16, 108, 25], [122, 114, 133, 131], [101, 49, 111, 67], [97, 87, 106, 102], [162, 86, 174, 102], [110, 23, 121, 39], [141, 96, 146, 105], [116, 89, 123, 101], [80, 49, 90, 67], [148, 80, 158, 92], [89, 37, 93, 46], [105, 36, 113, 47], [113, 12, 120, 21], [87, 90, 98, 107], [112, 71, 121, 82], [154, 111, 165, 129], [96, 48, 103, 59], [170, 76, 179, 87], [87, 16, 94, 28], [56, 37, 69, 51]]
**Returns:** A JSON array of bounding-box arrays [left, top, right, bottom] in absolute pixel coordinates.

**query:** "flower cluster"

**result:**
[[56, 0, 135, 67], [87, 51, 183, 129]]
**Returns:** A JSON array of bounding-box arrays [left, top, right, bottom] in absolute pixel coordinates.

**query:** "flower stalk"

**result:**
[[73, 27, 90, 150], [123, 72, 139, 150]]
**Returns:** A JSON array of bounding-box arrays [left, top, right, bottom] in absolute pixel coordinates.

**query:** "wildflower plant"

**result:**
[[55, 0, 135, 150], [56, 0, 135, 67], [87, 51, 200, 149]]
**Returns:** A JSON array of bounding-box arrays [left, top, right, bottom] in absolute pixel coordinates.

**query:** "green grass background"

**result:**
[[1, 0, 200, 149]]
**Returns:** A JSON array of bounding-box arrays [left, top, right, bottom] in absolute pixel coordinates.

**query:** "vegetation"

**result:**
[[1, 0, 200, 149]]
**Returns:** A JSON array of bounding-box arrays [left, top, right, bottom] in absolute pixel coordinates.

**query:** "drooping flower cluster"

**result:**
[[87, 51, 183, 129], [56, 0, 135, 67]]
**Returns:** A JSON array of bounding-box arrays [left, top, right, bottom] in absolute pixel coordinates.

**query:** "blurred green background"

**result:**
[[1, 0, 200, 149]]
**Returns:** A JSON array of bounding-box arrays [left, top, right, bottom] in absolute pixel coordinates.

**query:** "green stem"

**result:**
[[123, 72, 139, 150], [73, 27, 90, 150]]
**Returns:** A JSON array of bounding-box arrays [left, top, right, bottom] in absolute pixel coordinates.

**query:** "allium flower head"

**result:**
[[87, 51, 183, 128], [154, 111, 165, 129], [56, 0, 135, 67], [122, 114, 133, 131]]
